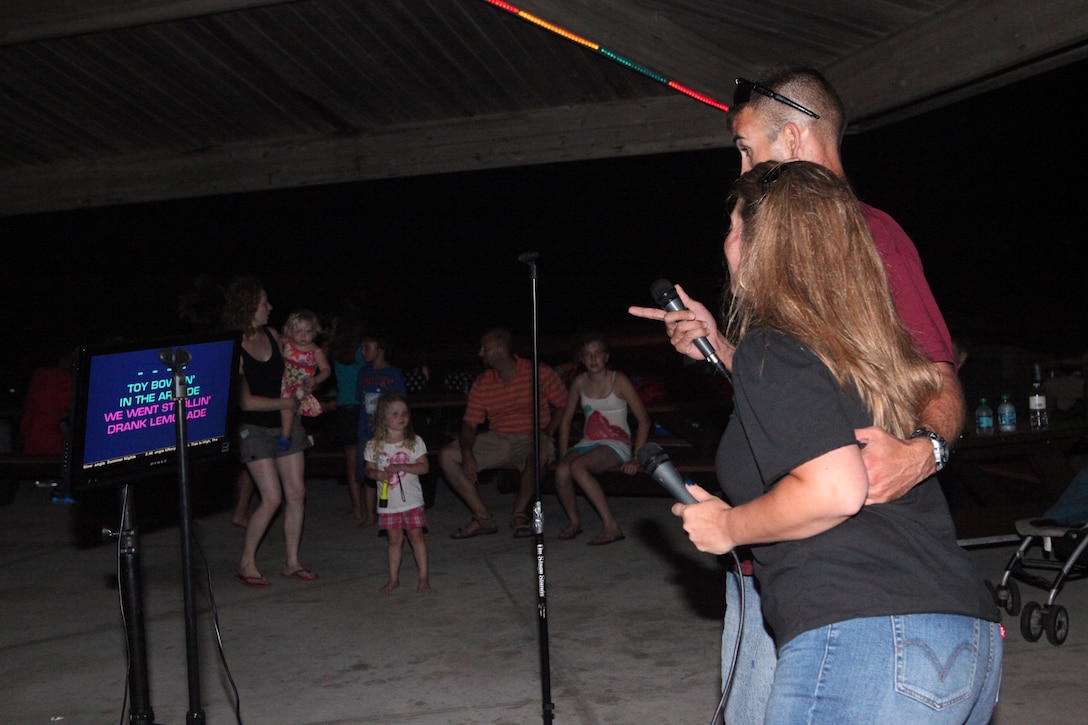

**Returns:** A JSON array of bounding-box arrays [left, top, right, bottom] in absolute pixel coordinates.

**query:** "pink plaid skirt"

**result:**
[[379, 506, 428, 532]]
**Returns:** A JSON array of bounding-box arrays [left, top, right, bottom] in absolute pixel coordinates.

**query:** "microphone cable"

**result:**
[[710, 549, 744, 725], [192, 528, 246, 724], [636, 441, 744, 723]]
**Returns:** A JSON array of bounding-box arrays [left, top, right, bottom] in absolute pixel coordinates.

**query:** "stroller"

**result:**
[[990, 465, 1088, 645]]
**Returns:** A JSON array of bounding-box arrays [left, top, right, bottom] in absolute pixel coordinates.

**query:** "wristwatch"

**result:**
[[910, 428, 949, 472]]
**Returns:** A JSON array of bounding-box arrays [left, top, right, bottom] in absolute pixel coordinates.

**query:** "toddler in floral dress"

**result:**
[[277, 309, 331, 451]]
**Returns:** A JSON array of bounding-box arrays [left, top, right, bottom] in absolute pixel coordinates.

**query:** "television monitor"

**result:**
[[63, 332, 241, 493]]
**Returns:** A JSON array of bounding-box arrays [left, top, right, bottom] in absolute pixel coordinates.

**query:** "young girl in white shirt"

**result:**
[[364, 393, 430, 593]]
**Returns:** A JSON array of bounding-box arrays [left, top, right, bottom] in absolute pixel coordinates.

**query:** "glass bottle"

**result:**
[[1029, 363, 1049, 430]]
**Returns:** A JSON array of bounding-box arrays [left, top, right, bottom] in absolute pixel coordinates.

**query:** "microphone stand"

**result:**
[[518, 251, 555, 724], [115, 483, 158, 724], [159, 347, 206, 724]]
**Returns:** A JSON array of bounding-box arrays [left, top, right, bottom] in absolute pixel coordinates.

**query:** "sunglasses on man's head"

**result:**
[[733, 78, 820, 119]]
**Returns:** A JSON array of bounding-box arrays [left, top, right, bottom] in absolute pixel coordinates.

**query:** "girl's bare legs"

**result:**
[[278, 408, 294, 449], [569, 447, 624, 539], [554, 451, 582, 537], [380, 528, 405, 593], [362, 484, 378, 528], [406, 527, 430, 593], [345, 446, 363, 519]]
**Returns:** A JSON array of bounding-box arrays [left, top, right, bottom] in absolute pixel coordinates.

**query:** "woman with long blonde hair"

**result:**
[[724, 161, 940, 439], [675, 161, 1001, 723]]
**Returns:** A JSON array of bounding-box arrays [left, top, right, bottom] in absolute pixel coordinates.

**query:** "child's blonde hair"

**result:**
[[283, 309, 323, 337], [370, 392, 418, 451]]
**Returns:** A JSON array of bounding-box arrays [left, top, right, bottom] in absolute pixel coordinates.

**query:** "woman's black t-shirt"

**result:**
[[715, 329, 998, 649]]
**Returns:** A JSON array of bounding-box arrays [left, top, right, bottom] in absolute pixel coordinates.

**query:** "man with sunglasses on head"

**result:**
[[630, 66, 963, 723]]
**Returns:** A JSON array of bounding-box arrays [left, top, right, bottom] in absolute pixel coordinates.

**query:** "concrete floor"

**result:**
[[1, 474, 1085, 724]]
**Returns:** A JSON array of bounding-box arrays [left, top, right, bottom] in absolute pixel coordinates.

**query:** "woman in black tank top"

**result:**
[[222, 276, 318, 587]]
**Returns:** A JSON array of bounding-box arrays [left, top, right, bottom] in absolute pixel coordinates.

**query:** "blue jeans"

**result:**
[[767, 614, 1002, 725], [721, 571, 776, 724]]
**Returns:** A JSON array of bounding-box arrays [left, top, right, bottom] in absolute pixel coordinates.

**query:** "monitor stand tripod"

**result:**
[[113, 483, 160, 724]]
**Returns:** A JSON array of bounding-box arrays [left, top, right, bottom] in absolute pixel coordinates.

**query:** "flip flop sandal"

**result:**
[[510, 513, 533, 538], [282, 568, 318, 582], [450, 514, 498, 539], [234, 572, 271, 588]]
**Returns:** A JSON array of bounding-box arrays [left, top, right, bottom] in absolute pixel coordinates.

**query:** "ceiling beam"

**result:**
[[0, 94, 730, 217], [0, 0, 295, 45], [830, 0, 1088, 130]]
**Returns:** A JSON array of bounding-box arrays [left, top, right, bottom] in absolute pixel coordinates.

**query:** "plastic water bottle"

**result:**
[[1029, 363, 1049, 430], [997, 394, 1017, 433], [975, 398, 994, 436]]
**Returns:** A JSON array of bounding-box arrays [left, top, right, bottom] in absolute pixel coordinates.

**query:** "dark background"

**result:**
[[3, 58, 1084, 389]]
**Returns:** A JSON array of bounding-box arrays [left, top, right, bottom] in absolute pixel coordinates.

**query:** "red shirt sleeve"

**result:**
[[862, 203, 954, 365]]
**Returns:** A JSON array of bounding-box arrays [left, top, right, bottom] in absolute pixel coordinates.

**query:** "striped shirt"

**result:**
[[464, 357, 567, 435]]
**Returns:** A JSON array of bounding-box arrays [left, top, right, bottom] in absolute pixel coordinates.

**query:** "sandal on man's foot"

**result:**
[[558, 526, 583, 541], [450, 514, 498, 539], [510, 512, 533, 538], [587, 531, 626, 546]]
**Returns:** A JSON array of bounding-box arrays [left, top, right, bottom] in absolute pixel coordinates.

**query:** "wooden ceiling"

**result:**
[[1, 0, 1086, 217]]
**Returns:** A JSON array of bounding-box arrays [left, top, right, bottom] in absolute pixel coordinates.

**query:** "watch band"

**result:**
[[910, 428, 948, 471]]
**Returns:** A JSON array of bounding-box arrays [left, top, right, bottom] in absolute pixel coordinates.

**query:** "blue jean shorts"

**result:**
[[767, 613, 1002, 724]]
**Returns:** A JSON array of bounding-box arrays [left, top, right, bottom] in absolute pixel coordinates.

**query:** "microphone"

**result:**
[[158, 347, 192, 368], [518, 251, 539, 265], [637, 442, 698, 504], [650, 279, 729, 378]]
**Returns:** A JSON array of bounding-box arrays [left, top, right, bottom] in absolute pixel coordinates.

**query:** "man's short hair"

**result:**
[[728, 66, 847, 145]]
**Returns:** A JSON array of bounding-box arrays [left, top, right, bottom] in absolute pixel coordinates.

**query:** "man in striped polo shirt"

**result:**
[[440, 327, 568, 539]]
